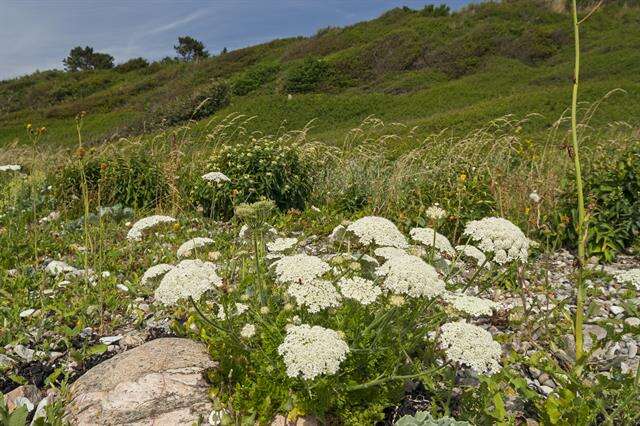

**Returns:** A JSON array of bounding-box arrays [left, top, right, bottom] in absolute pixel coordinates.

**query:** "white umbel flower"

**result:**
[[0, 164, 21, 172], [410, 227, 455, 255], [140, 263, 175, 286], [177, 237, 214, 258], [154, 259, 221, 305], [376, 254, 445, 298], [202, 171, 230, 183], [346, 216, 408, 248], [287, 279, 341, 313], [455, 245, 489, 268], [127, 215, 176, 241], [425, 204, 447, 220], [373, 246, 408, 260], [463, 217, 530, 265], [529, 191, 541, 203], [240, 323, 256, 338], [273, 254, 330, 284], [266, 237, 298, 253], [338, 277, 381, 305], [439, 320, 502, 375], [277, 324, 349, 380], [444, 292, 500, 317], [615, 269, 640, 290]]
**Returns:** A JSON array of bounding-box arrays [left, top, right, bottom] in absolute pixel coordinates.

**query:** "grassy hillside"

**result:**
[[1, 0, 639, 147]]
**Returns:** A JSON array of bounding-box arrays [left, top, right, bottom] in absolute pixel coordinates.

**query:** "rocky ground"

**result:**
[[2, 246, 639, 425]]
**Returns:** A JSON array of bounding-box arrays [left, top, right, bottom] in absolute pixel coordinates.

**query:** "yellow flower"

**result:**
[[458, 173, 467, 183]]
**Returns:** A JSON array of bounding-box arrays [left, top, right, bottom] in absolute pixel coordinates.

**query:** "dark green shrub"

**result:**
[[232, 62, 280, 95], [283, 57, 330, 93], [115, 57, 149, 73], [420, 4, 451, 17], [153, 80, 231, 126], [54, 150, 169, 210], [189, 137, 313, 218]]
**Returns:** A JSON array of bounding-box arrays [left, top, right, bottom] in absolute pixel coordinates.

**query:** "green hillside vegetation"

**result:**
[[1, 0, 639, 146]]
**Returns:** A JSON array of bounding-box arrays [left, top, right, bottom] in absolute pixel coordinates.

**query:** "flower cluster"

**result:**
[[126, 215, 176, 241], [338, 277, 381, 305], [410, 227, 455, 255], [287, 279, 341, 313], [266, 237, 298, 253], [240, 323, 256, 338], [177, 237, 214, 258], [376, 254, 445, 298], [277, 324, 349, 380], [373, 246, 408, 260], [346, 216, 408, 248], [217, 302, 249, 320], [154, 259, 221, 305], [463, 217, 530, 265], [455, 245, 488, 267], [425, 204, 447, 220], [0, 164, 21, 172], [140, 263, 174, 286], [202, 171, 231, 183], [273, 254, 330, 284], [444, 292, 500, 317], [439, 320, 502, 375], [615, 268, 640, 290]]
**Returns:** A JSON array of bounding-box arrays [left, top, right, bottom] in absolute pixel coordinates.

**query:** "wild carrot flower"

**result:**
[[338, 277, 381, 305], [154, 259, 221, 305], [439, 320, 502, 375], [177, 237, 215, 258], [273, 254, 330, 284], [277, 324, 349, 380], [287, 279, 341, 313], [202, 171, 230, 183], [410, 227, 455, 255], [376, 254, 445, 298], [127, 215, 176, 241], [346, 216, 408, 248], [463, 217, 530, 265]]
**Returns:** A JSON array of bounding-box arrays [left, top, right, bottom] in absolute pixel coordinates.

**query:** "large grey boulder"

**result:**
[[65, 338, 216, 425]]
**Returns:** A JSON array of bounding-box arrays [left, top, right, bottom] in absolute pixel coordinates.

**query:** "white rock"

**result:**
[[19, 308, 36, 318], [610, 305, 625, 315], [99, 335, 123, 345]]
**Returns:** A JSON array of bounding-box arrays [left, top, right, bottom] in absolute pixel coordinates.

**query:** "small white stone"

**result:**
[[19, 308, 36, 318], [610, 305, 624, 315], [116, 284, 129, 292], [99, 335, 123, 345]]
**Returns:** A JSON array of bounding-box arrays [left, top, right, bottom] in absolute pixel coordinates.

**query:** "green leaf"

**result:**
[[86, 343, 108, 356], [8, 405, 28, 426]]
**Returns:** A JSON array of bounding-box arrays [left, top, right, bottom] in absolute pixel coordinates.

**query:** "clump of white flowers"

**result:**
[[287, 279, 341, 313], [140, 263, 174, 286], [346, 216, 408, 248], [338, 277, 381, 305], [444, 292, 500, 317], [425, 204, 447, 220], [0, 164, 21, 172], [154, 259, 221, 305], [277, 324, 349, 380], [463, 217, 530, 265], [614, 268, 640, 290], [177, 237, 214, 258], [266, 237, 298, 253], [455, 245, 489, 268], [373, 246, 408, 260], [439, 320, 502, 375], [240, 323, 256, 338], [127, 215, 176, 241], [202, 171, 230, 183], [376, 254, 445, 298], [410, 227, 455, 255], [273, 254, 330, 284], [217, 302, 249, 320], [529, 191, 541, 203]]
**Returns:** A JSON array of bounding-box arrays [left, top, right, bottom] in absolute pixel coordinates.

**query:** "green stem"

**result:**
[[571, 0, 587, 368]]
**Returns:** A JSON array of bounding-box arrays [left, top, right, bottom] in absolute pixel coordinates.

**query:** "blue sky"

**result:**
[[0, 0, 475, 80]]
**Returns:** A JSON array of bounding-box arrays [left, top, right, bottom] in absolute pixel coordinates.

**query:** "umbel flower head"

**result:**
[[373, 246, 408, 261], [154, 259, 222, 305], [266, 237, 298, 253], [376, 254, 445, 298], [455, 245, 489, 268], [273, 254, 330, 284], [439, 320, 502, 375], [0, 164, 21, 172], [278, 324, 349, 380], [127, 215, 176, 241], [463, 217, 530, 265], [287, 279, 341, 313], [410, 227, 455, 255], [443, 292, 500, 317], [140, 263, 174, 286], [202, 171, 230, 183], [425, 204, 447, 220], [346, 216, 408, 248], [177, 237, 214, 258], [338, 277, 381, 305]]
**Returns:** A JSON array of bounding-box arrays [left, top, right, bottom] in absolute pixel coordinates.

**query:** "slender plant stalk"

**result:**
[[570, 0, 588, 367]]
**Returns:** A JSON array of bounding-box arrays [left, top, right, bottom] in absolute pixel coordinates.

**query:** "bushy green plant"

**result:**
[[283, 57, 330, 93], [232, 62, 280, 96], [115, 57, 149, 73], [189, 137, 313, 218], [54, 150, 169, 210], [154, 80, 230, 126]]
